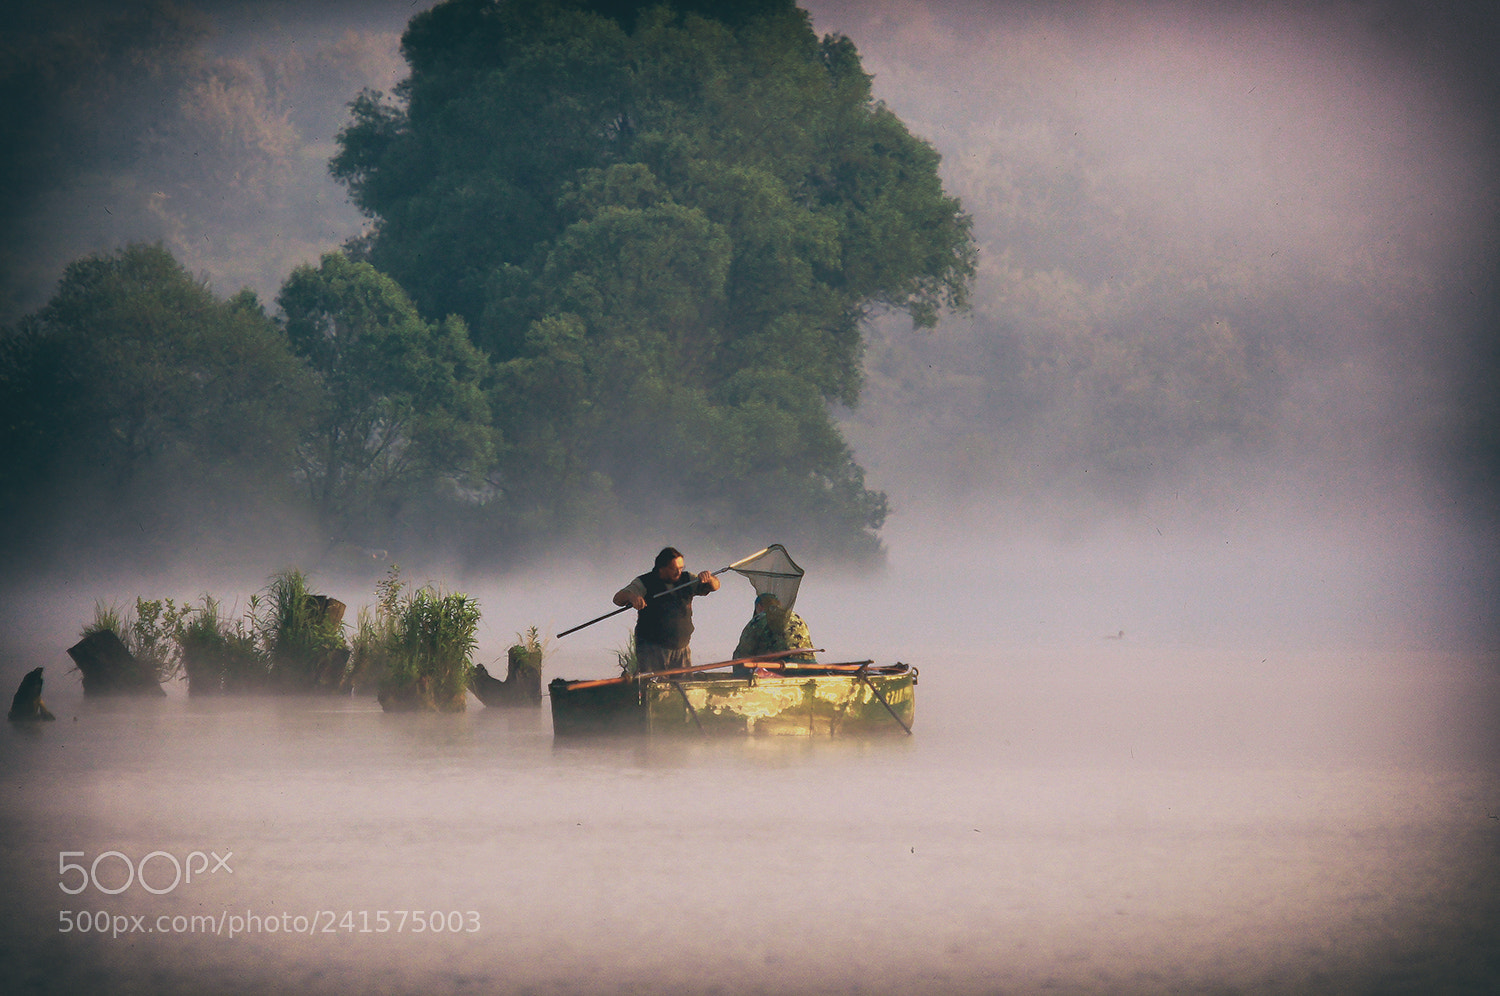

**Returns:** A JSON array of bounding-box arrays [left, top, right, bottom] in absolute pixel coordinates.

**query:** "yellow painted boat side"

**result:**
[[549, 670, 916, 737]]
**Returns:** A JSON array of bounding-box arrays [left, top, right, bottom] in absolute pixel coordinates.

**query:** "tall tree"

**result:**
[[0, 243, 313, 555], [332, 0, 974, 555], [277, 252, 495, 547]]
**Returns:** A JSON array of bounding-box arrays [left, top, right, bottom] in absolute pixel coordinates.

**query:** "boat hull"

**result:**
[[549, 667, 916, 737]]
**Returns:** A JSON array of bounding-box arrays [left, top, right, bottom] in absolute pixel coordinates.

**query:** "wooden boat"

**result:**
[[548, 660, 916, 737]]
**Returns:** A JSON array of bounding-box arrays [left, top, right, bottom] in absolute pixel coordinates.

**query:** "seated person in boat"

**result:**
[[732, 593, 817, 675], [613, 546, 720, 673]]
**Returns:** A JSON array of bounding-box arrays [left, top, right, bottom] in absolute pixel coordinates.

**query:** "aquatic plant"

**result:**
[[349, 565, 404, 694], [178, 596, 265, 695], [377, 579, 481, 713], [614, 631, 638, 677], [261, 569, 349, 690], [82, 597, 189, 683], [82, 603, 125, 642], [509, 625, 547, 675]]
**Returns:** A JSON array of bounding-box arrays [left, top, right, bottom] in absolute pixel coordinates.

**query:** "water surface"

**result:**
[[2, 648, 1495, 994]]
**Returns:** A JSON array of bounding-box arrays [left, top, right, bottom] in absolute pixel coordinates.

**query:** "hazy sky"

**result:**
[[797, 0, 1499, 509]]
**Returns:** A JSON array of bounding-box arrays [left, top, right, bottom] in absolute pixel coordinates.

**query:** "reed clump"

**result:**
[[509, 625, 546, 677], [614, 631, 638, 676], [372, 569, 481, 713], [261, 569, 350, 692], [178, 596, 264, 695], [348, 565, 404, 695]]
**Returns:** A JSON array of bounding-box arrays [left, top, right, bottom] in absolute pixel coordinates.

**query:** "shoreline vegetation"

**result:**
[[67, 566, 537, 713]]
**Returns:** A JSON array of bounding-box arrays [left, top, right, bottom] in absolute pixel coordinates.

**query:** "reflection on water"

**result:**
[[1, 655, 1497, 995]]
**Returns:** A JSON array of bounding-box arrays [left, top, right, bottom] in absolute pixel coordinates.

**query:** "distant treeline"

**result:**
[[0, 0, 974, 566]]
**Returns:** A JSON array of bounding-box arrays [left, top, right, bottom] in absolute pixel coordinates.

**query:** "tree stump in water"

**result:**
[[8, 666, 56, 721], [314, 647, 354, 693], [311, 597, 351, 692], [470, 645, 543, 707], [66, 630, 166, 696], [269, 595, 350, 694], [309, 595, 346, 628]]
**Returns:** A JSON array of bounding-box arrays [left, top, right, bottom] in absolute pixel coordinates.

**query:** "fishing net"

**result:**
[[727, 544, 805, 612]]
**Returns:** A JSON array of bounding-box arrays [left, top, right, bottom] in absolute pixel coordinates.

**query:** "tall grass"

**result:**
[[82, 603, 125, 642], [178, 596, 264, 694], [376, 572, 481, 712], [509, 625, 546, 674], [349, 566, 404, 694], [614, 631, 638, 676], [262, 569, 349, 689]]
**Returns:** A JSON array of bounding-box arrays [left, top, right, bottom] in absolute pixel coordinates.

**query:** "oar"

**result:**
[[555, 546, 774, 639], [854, 662, 913, 735], [667, 680, 706, 735], [752, 660, 888, 672], [558, 647, 824, 691]]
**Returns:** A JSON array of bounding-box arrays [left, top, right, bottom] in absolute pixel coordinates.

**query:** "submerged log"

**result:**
[[66, 630, 166, 697], [8, 666, 56, 721], [471, 645, 543, 708]]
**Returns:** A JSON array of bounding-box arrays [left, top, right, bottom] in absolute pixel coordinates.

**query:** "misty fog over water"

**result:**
[[1, 619, 1496, 994], [3, 0, 1498, 992]]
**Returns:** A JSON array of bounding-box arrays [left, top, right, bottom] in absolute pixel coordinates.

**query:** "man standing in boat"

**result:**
[[613, 547, 720, 673]]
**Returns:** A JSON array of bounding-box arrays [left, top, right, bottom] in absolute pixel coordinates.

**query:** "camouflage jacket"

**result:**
[[732, 607, 816, 664]]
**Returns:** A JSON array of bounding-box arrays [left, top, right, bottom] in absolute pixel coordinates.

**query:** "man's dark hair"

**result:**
[[654, 546, 684, 570]]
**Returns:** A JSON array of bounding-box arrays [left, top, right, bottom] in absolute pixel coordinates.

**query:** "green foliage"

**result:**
[[332, 0, 974, 555], [131, 598, 192, 683], [355, 563, 483, 710], [614, 629, 638, 676], [276, 252, 496, 545], [0, 243, 314, 554], [508, 625, 546, 675], [178, 596, 265, 694], [377, 581, 482, 712], [82, 604, 125, 643], [513, 625, 546, 655], [261, 569, 350, 689], [349, 565, 406, 693], [82, 597, 191, 683]]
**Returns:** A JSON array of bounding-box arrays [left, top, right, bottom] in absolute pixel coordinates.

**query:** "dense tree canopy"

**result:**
[[0, 244, 313, 555], [0, 244, 498, 564], [332, 0, 974, 555], [277, 252, 495, 547]]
